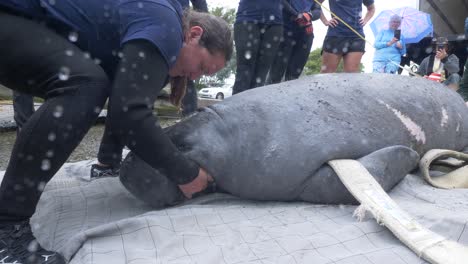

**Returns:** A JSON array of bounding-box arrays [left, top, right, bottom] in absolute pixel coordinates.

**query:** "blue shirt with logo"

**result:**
[[235, 0, 283, 25], [326, 0, 374, 38], [0, 0, 184, 77]]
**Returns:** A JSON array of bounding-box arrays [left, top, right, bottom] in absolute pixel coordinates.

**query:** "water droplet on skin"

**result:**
[[58, 67, 70, 81], [256, 77, 261, 83], [266, 43, 272, 49], [269, 15, 275, 21], [41, 159, 51, 171], [138, 51, 145, 58], [65, 50, 74, 56], [94, 58, 101, 65], [53, 105, 64, 118], [143, 74, 149, 80], [68, 32, 78, 42]]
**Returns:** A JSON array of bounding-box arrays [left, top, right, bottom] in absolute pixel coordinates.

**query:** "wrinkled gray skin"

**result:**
[[120, 73, 468, 208]]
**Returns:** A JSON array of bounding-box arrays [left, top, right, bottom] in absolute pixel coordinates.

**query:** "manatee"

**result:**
[[120, 73, 468, 208]]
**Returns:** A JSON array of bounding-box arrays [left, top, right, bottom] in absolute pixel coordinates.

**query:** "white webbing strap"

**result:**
[[328, 159, 468, 264], [419, 149, 468, 189]]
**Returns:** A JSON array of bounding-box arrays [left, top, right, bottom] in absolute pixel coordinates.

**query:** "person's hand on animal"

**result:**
[[435, 49, 447, 60], [178, 167, 214, 198]]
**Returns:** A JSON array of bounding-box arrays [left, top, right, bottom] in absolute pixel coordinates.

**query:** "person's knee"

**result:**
[[447, 73, 461, 84]]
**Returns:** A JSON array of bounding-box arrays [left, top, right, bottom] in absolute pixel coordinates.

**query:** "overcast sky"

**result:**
[[206, 0, 420, 72]]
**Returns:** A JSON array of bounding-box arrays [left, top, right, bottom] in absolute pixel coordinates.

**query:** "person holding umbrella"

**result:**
[[372, 15, 406, 74]]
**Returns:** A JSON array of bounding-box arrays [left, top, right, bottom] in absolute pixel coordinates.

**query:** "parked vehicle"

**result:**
[[198, 85, 233, 100]]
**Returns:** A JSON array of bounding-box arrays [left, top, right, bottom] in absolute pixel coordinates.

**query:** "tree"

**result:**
[[302, 48, 364, 75], [195, 7, 237, 89]]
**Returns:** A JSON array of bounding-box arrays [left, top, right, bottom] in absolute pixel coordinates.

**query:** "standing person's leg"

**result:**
[[342, 38, 365, 73], [12, 91, 35, 130], [321, 52, 342, 73], [182, 80, 198, 116], [343, 52, 364, 72], [285, 32, 313, 80], [321, 36, 343, 73], [251, 24, 283, 88], [372, 61, 386, 73], [232, 23, 261, 94], [384, 61, 399, 74], [268, 31, 294, 84], [0, 12, 108, 262]]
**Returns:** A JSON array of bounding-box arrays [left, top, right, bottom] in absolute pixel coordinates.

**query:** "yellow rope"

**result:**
[[313, 0, 422, 77]]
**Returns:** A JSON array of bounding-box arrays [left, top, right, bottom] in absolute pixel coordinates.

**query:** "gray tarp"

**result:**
[[2, 159, 468, 264]]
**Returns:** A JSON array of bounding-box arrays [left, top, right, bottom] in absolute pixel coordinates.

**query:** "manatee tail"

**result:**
[[299, 146, 420, 204]]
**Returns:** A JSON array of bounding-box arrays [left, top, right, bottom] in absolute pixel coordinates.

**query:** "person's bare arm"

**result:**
[[360, 3, 375, 26]]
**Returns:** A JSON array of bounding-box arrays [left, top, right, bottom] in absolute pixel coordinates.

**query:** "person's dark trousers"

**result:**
[[0, 11, 109, 221], [12, 91, 35, 129], [96, 99, 126, 168], [233, 23, 283, 94], [269, 29, 314, 84], [182, 80, 198, 116]]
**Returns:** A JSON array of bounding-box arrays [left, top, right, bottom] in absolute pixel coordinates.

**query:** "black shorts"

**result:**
[[322, 36, 365, 55]]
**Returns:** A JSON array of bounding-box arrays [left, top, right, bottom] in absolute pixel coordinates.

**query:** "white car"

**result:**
[[198, 85, 233, 100]]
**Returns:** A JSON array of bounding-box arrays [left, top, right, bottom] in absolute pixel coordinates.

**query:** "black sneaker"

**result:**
[[0, 220, 65, 264], [90, 164, 120, 179]]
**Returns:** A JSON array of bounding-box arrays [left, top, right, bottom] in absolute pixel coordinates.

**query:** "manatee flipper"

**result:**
[[120, 152, 185, 209], [299, 145, 420, 204]]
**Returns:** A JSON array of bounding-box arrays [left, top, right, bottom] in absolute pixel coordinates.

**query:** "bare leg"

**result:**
[[320, 52, 342, 73], [343, 52, 364, 73]]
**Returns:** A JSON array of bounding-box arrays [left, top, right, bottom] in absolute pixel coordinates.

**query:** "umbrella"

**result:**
[[370, 7, 433, 44]]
